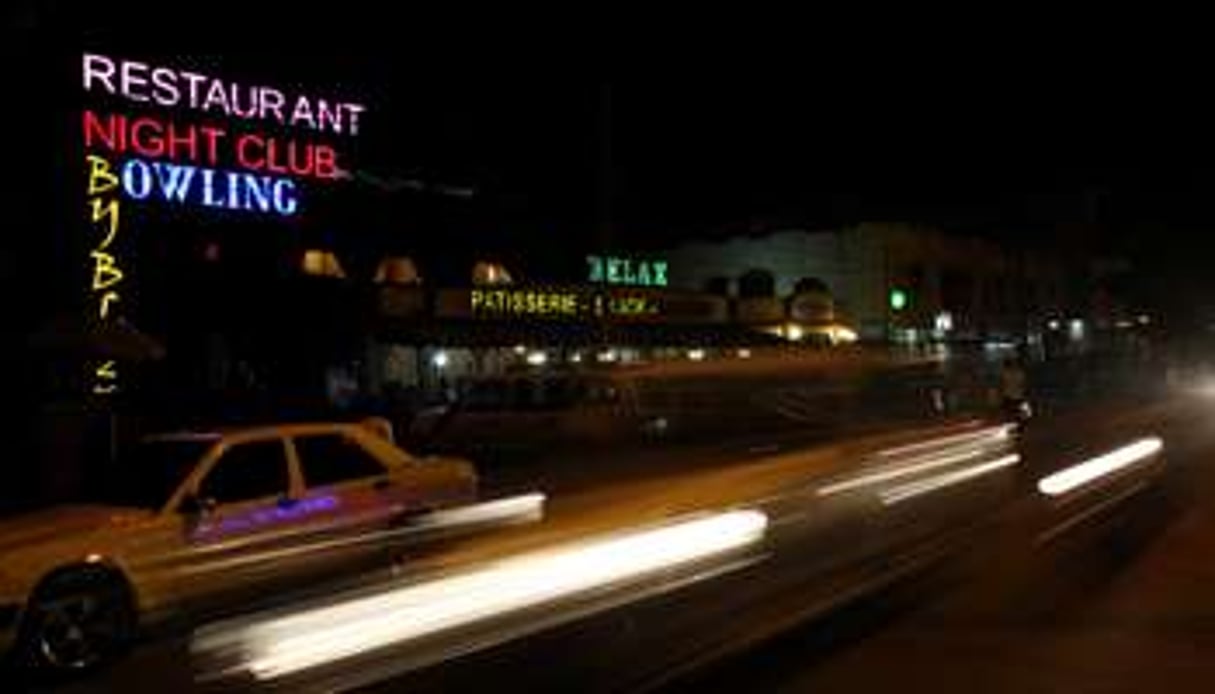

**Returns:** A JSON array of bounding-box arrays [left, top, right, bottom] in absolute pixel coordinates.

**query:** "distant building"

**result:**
[[664, 222, 1071, 343]]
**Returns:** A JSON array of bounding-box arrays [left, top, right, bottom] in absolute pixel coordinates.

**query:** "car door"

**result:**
[[289, 431, 464, 563], [169, 436, 306, 603], [287, 431, 409, 564]]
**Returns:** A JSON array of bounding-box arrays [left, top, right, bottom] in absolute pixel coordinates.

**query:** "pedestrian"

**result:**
[[999, 355, 1028, 419]]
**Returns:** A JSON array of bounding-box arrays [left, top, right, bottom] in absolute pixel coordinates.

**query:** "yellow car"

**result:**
[[0, 421, 477, 672]]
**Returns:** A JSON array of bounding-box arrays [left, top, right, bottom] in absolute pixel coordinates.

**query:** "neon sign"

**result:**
[[81, 53, 365, 217], [77, 52, 368, 397], [82, 54, 365, 135], [85, 154, 124, 395], [587, 255, 668, 287], [120, 159, 298, 215], [472, 289, 581, 318], [470, 288, 661, 321]]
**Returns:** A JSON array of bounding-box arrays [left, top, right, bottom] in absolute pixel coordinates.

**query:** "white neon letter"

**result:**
[[82, 53, 116, 94]]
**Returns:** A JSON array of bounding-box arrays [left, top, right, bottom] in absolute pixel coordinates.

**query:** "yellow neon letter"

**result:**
[[95, 360, 118, 380], [87, 155, 119, 195], [97, 291, 120, 319], [90, 251, 124, 290], [89, 198, 120, 248]]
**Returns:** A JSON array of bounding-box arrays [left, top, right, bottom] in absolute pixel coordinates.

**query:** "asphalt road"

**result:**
[[28, 392, 1195, 692], [678, 394, 1215, 693]]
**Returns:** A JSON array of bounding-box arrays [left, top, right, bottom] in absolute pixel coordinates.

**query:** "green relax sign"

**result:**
[[587, 255, 668, 287]]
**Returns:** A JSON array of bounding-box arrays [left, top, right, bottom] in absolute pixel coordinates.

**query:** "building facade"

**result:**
[[664, 222, 1071, 343]]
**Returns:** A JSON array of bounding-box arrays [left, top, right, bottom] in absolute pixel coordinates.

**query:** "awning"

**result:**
[[28, 315, 166, 361]]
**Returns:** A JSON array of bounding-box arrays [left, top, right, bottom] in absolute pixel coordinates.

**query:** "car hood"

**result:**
[[0, 505, 148, 555]]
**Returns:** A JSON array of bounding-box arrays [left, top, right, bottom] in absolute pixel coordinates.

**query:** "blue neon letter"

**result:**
[[121, 159, 153, 200], [272, 178, 298, 216]]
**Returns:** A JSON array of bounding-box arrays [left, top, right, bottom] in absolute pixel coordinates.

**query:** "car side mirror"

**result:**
[[181, 492, 217, 517]]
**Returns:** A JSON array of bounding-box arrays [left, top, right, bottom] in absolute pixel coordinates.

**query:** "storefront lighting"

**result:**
[[526, 351, 548, 366], [687, 349, 706, 361], [375, 257, 421, 284], [301, 249, 346, 278], [432, 351, 449, 369], [1069, 319, 1085, 342], [934, 312, 954, 333], [473, 261, 514, 286], [737, 348, 752, 359], [829, 326, 859, 344], [597, 349, 619, 363]]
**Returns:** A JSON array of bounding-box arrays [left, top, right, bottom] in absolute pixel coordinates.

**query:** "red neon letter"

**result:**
[[264, 138, 289, 175], [314, 145, 338, 180], [83, 110, 123, 153], [236, 134, 266, 171], [130, 118, 165, 158], [200, 126, 226, 166], [166, 122, 198, 161]]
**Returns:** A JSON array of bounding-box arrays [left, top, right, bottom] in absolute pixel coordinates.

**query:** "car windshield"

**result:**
[[100, 439, 215, 510]]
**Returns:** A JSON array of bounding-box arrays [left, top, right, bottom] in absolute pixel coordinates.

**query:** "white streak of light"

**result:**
[[880, 454, 1021, 505], [875, 425, 1011, 459], [817, 446, 989, 496], [1036, 437, 1163, 497], [235, 510, 768, 679], [411, 493, 546, 529]]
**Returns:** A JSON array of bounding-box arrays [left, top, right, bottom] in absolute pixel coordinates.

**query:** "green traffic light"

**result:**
[[889, 288, 909, 311]]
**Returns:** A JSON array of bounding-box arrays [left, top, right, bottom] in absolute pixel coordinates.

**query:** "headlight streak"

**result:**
[[879, 454, 1021, 505], [816, 446, 989, 496], [1036, 438, 1163, 497], [873, 424, 1011, 459], [816, 424, 1014, 497], [409, 492, 546, 529], [198, 509, 768, 680]]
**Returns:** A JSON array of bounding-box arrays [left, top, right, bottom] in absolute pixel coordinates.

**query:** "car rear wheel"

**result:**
[[18, 566, 135, 673]]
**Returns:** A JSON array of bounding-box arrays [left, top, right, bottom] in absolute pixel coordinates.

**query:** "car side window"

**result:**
[[295, 434, 387, 488], [199, 440, 289, 504]]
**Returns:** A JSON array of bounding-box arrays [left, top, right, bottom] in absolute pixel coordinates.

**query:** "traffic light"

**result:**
[[889, 287, 909, 312]]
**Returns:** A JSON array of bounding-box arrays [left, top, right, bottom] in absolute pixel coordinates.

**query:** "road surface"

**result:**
[[680, 394, 1215, 693], [23, 392, 1196, 692]]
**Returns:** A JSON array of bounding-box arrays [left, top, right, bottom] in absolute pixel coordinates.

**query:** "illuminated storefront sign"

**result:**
[[82, 52, 365, 217], [587, 255, 668, 287], [468, 288, 661, 320], [472, 289, 582, 318], [85, 155, 124, 395], [77, 52, 366, 397], [119, 159, 298, 215]]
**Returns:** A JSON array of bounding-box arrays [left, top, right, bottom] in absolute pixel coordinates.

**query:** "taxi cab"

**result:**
[[0, 420, 477, 672]]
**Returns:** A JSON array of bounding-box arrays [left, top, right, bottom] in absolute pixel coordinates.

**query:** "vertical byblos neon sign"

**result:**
[[79, 52, 366, 396], [85, 155, 123, 395]]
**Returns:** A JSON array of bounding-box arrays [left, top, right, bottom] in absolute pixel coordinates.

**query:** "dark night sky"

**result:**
[[6, 6, 1215, 312]]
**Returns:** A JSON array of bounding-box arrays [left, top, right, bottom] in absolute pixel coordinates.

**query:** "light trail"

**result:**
[[879, 454, 1021, 505], [197, 509, 768, 680], [1036, 437, 1163, 497]]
